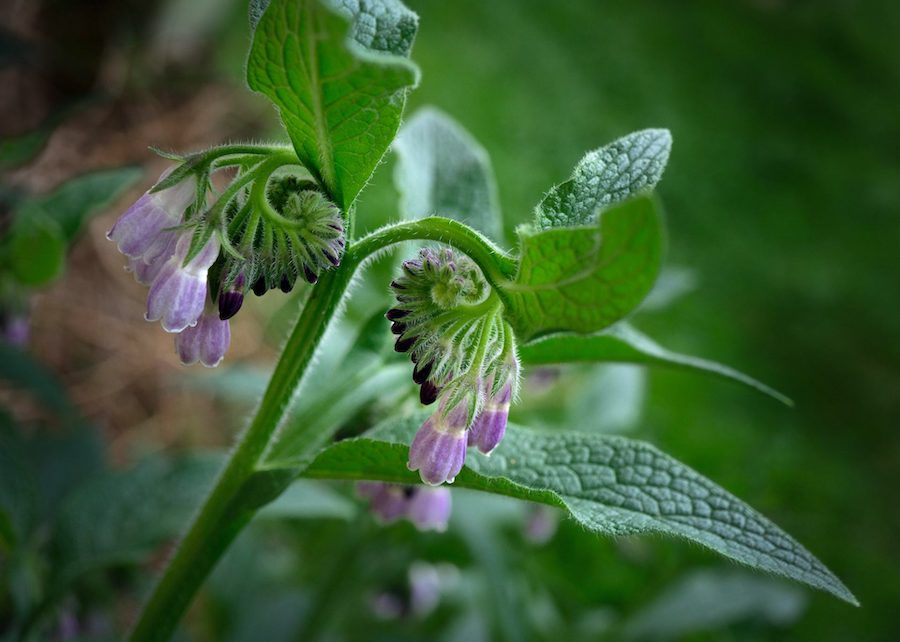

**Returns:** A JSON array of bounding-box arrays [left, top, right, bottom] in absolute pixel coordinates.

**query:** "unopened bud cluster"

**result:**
[[388, 247, 519, 485], [108, 154, 344, 367]]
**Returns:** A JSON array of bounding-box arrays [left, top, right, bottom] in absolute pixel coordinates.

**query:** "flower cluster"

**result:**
[[356, 481, 451, 532], [108, 161, 344, 367], [388, 247, 519, 485]]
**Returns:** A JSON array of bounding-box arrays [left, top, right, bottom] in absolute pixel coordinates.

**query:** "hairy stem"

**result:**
[[129, 266, 354, 642], [129, 215, 513, 641]]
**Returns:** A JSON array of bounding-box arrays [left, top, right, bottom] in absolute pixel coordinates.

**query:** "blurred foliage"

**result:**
[[1, 0, 898, 640]]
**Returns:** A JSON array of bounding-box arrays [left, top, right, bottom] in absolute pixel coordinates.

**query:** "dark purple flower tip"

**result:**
[[394, 335, 416, 353], [419, 380, 439, 405], [390, 279, 405, 290], [217, 290, 244, 320], [251, 276, 268, 297], [385, 308, 409, 321], [327, 222, 344, 232], [303, 265, 318, 284], [413, 360, 433, 385], [279, 273, 295, 293], [322, 247, 341, 267], [390, 322, 406, 335]]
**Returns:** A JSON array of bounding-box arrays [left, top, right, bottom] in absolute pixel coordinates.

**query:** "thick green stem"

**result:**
[[128, 215, 511, 641], [129, 266, 354, 642]]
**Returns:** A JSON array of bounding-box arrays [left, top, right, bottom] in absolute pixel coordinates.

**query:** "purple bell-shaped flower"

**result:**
[[467, 377, 513, 455], [408, 399, 470, 485], [107, 170, 195, 259], [174, 307, 231, 367], [145, 233, 219, 333]]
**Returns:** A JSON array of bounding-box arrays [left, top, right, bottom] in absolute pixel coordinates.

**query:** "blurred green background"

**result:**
[[2, 0, 898, 640]]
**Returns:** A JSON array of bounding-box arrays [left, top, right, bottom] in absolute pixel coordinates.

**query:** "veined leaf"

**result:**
[[537, 129, 671, 229], [299, 415, 857, 605], [393, 106, 503, 240], [519, 323, 791, 405], [500, 196, 663, 341], [247, 0, 420, 211]]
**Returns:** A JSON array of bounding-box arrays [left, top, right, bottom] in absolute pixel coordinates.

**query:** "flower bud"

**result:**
[[217, 271, 246, 320], [467, 378, 513, 455]]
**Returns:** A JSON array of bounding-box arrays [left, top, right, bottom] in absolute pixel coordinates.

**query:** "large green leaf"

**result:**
[[519, 323, 791, 405], [15, 166, 143, 242], [299, 415, 857, 605], [500, 196, 663, 341], [52, 454, 222, 582], [536, 129, 671, 229], [393, 106, 503, 240], [246, 0, 419, 211]]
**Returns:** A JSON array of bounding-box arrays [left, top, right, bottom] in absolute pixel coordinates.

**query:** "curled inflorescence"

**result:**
[[107, 155, 345, 367], [387, 247, 520, 485]]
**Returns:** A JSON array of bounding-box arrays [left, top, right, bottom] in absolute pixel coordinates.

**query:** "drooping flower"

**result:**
[[407, 399, 470, 485], [175, 307, 231, 367], [467, 375, 514, 455], [107, 170, 195, 259], [145, 233, 219, 333], [357, 482, 452, 532]]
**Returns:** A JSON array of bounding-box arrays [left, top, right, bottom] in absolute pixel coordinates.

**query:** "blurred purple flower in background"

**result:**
[[357, 482, 452, 532]]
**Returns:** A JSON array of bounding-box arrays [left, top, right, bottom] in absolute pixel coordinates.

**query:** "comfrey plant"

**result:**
[[115, 1, 855, 640]]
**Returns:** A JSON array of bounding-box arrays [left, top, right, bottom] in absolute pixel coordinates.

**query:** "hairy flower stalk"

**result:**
[[389, 247, 520, 485], [107, 153, 345, 367]]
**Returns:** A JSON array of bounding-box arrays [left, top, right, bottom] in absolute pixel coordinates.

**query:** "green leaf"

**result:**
[[0, 343, 77, 418], [536, 129, 671, 229], [16, 167, 143, 242], [393, 106, 503, 240], [0, 127, 53, 171], [52, 453, 223, 582], [299, 416, 857, 605], [7, 216, 65, 286], [246, 0, 420, 211], [266, 363, 409, 465], [257, 479, 356, 521], [500, 196, 663, 341], [519, 323, 792, 405], [620, 569, 807, 641]]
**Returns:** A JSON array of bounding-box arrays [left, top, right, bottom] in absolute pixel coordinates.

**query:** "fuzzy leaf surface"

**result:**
[[519, 323, 791, 404], [393, 106, 503, 240], [247, 0, 419, 211], [501, 196, 663, 341], [299, 416, 857, 605], [537, 129, 671, 229]]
